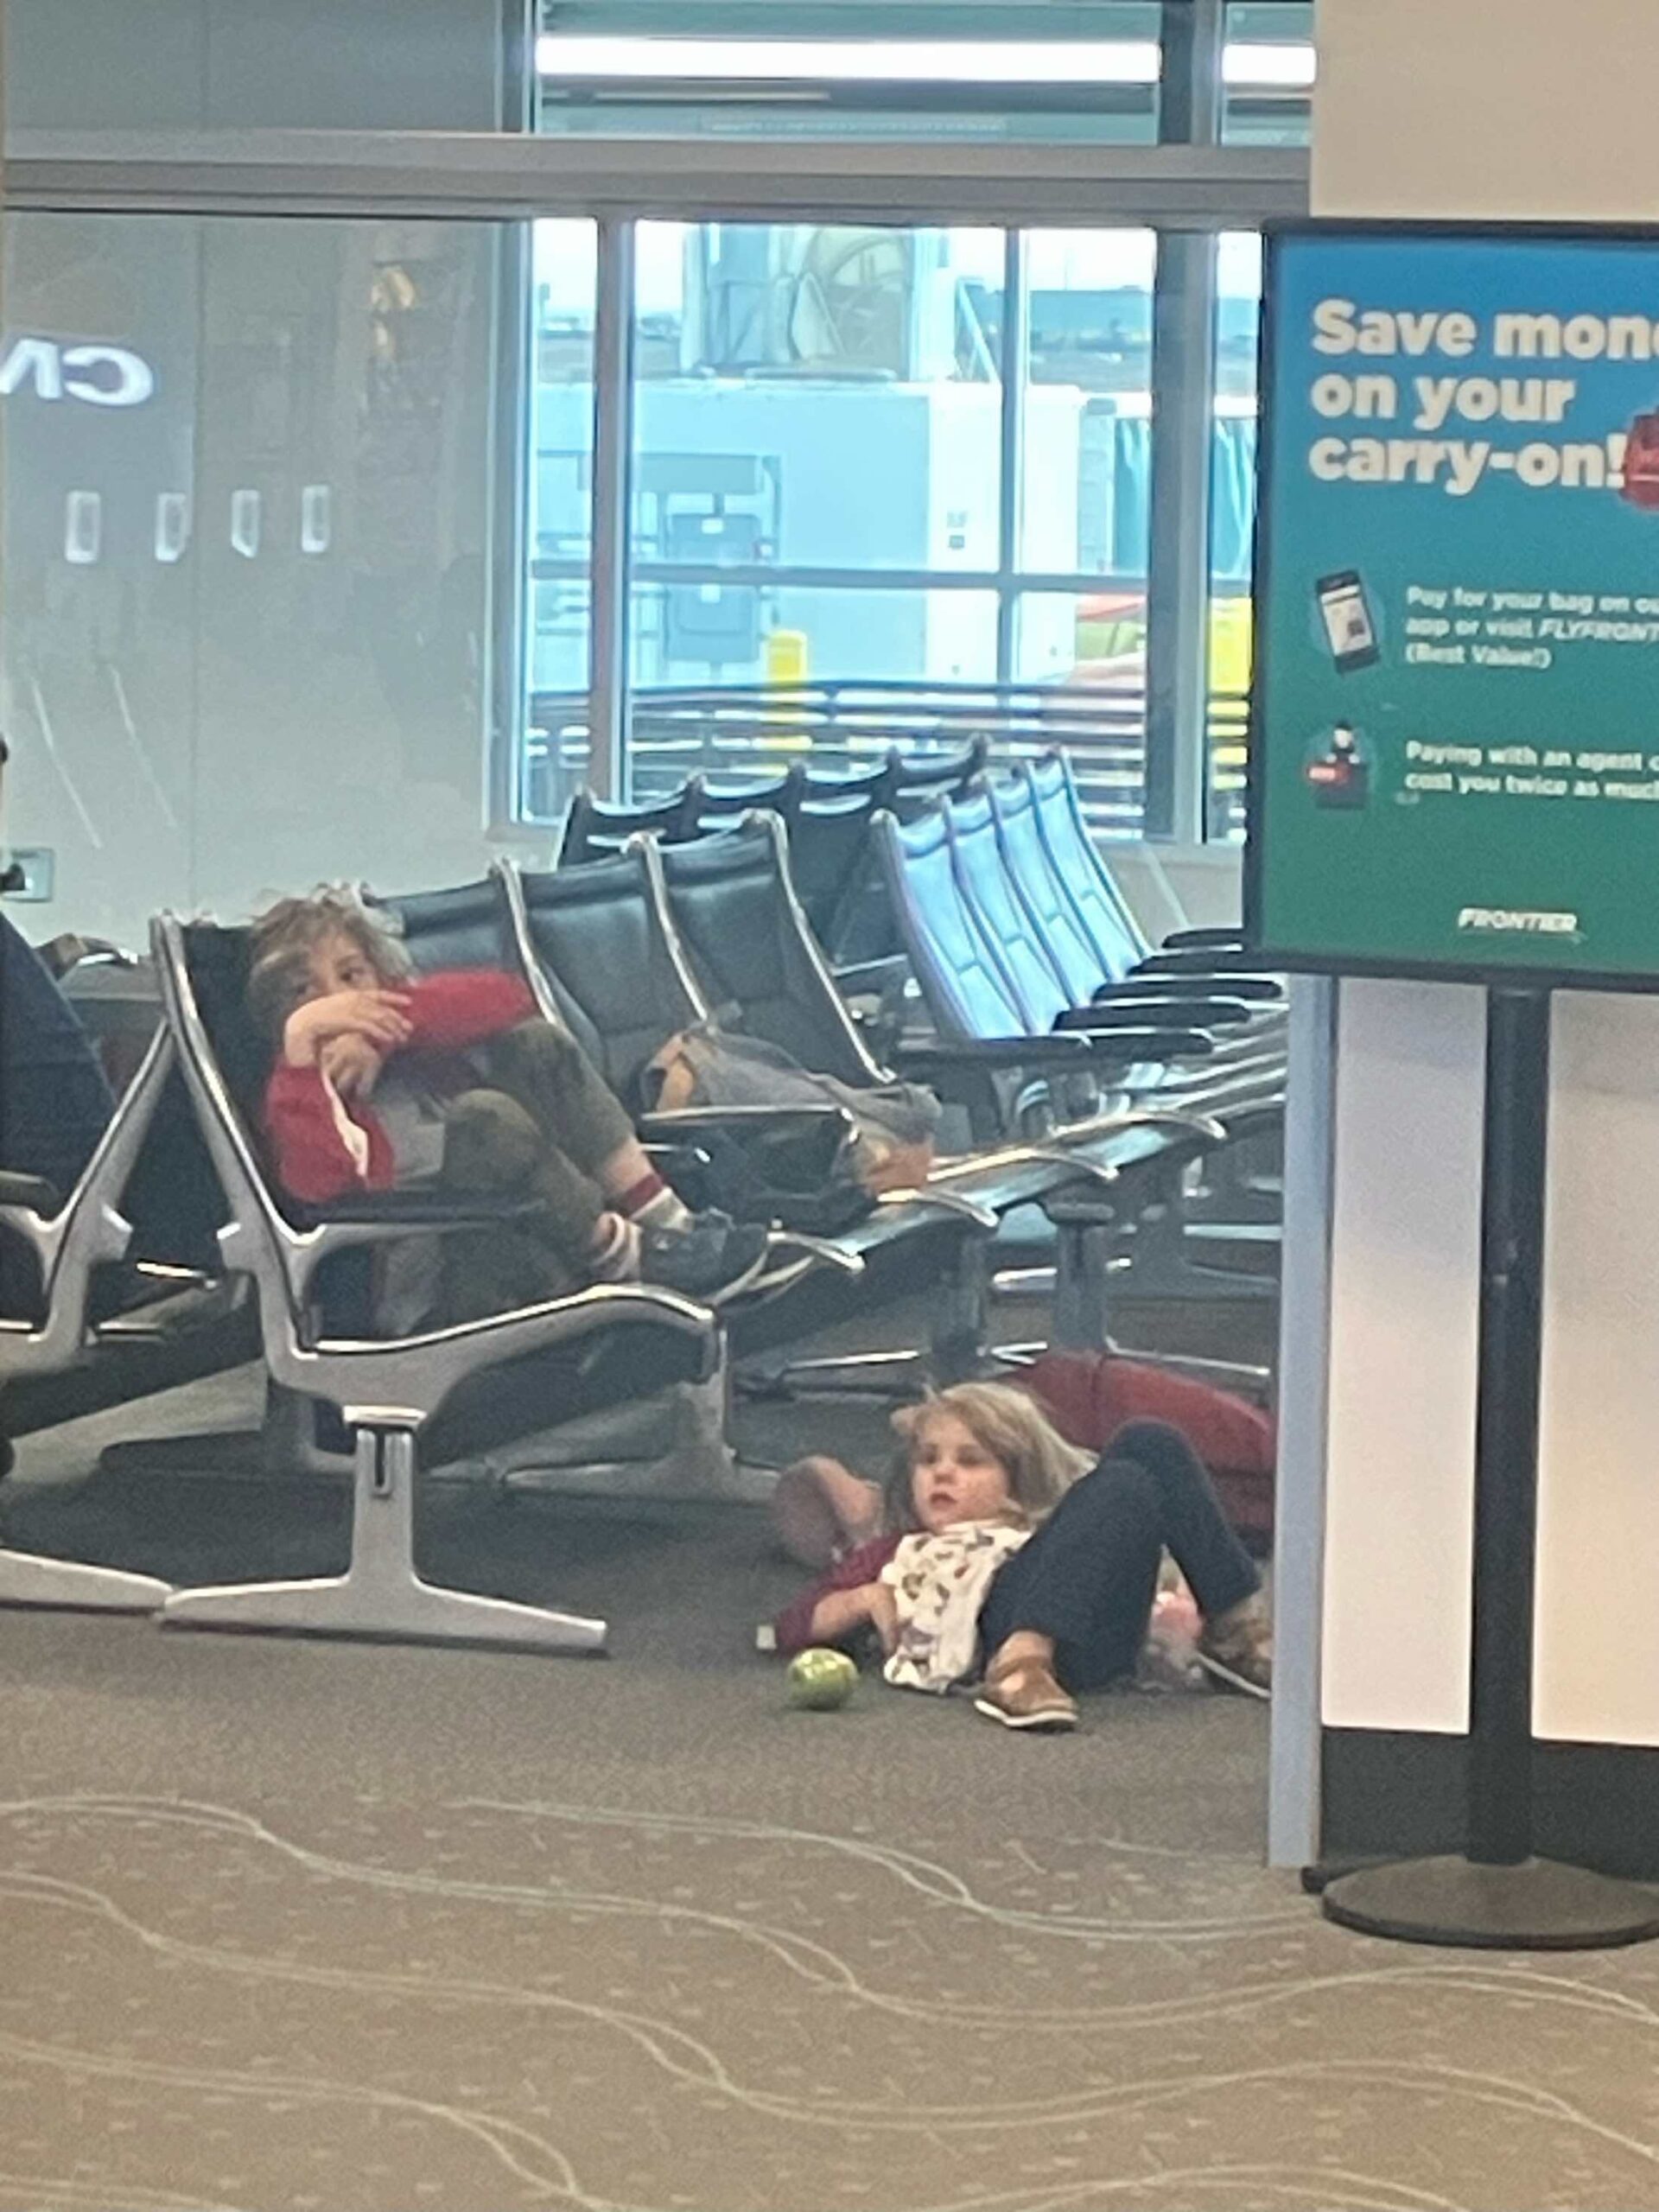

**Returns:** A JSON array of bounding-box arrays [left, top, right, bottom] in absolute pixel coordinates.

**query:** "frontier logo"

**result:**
[[1455, 906, 1579, 936]]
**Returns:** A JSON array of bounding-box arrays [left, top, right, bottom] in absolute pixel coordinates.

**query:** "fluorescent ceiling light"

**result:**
[[537, 36, 1160, 84], [1220, 41, 1316, 88], [536, 34, 1315, 90]]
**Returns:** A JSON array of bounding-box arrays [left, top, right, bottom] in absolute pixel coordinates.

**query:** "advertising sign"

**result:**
[[1249, 226, 1659, 987]]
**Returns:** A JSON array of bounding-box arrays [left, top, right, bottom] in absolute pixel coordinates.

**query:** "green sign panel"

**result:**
[[1249, 226, 1659, 988]]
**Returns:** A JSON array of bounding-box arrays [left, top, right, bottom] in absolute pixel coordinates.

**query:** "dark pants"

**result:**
[[428, 1021, 639, 1324], [977, 1420, 1261, 1692]]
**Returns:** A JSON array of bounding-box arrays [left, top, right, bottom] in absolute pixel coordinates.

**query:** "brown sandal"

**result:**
[[1195, 1592, 1273, 1700], [973, 1655, 1078, 1732]]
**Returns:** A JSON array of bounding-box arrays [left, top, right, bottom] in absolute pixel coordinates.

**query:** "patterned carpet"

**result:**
[[4, 1355, 1659, 2211], [5, 1775, 1659, 2212]]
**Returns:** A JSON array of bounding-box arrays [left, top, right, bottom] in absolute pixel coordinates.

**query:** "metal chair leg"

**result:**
[[1125, 1199, 1279, 1301], [488, 1355, 779, 1503], [162, 1426, 607, 1652], [737, 1234, 994, 1402], [0, 1546, 171, 1614], [99, 1380, 352, 1483]]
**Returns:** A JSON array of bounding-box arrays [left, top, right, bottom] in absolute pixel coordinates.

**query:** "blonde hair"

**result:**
[[881, 1381, 1091, 1535], [246, 885, 411, 1042]]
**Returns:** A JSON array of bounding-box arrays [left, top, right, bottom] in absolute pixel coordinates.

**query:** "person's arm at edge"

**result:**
[[773, 1535, 900, 1657]]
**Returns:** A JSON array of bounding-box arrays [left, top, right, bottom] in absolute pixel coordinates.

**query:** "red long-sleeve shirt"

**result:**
[[772, 1535, 902, 1658], [263, 969, 535, 1204]]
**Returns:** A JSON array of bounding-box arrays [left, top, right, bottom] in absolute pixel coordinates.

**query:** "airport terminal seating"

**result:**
[[942, 791, 1286, 1082], [556, 781, 705, 867], [139, 912, 735, 1651], [0, 1026, 245, 1613], [984, 769, 1284, 1021], [872, 798, 1285, 1300], [392, 840, 1254, 1395], [558, 738, 989, 970], [495, 851, 1021, 1390], [384, 749, 1283, 1389], [1023, 751, 1280, 988], [633, 817, 1275, 1385], [0, 917, 274, 1614]]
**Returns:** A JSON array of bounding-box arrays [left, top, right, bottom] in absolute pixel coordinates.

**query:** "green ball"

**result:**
[[786, 1647, 858, 1710]]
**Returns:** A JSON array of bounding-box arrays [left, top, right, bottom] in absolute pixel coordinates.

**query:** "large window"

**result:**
[[3, 1, 1309, 929], [526, 219, 1174, 836]]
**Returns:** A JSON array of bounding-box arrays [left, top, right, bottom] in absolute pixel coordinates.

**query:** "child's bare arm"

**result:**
[[283, 989, 411, 1066], [810, 1582, 898, 1652]]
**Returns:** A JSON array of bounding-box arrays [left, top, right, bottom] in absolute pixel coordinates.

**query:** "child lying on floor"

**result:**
[[249, 887, 767, 1331], [772, 1384, 1272, 1730]]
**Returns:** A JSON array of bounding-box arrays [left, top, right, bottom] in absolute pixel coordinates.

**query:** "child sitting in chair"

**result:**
[[772, 1384, 1272, 1729], [248, 887, 766, 1331]]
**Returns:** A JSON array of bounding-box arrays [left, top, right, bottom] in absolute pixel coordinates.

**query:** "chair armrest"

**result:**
[[1095, 972, 1283, 1006], [639, 1104, 851, 1145], [832, 954, 911, 995], [1056, 996, 1254, 1033], [893, 1027, 1211, 1074], [1068, 1025, 1215, 1061], [296, 1280, 724, 1416], [1161, 926, 1244, 951], [1135, 950, 1285, 984], [892, 1033, 1090, 1076], [296, 1190, 546, 1231], [1207, 1097, 1285, 1143], [36, 933, 141, 981], [0, 1172, 61, 1215]]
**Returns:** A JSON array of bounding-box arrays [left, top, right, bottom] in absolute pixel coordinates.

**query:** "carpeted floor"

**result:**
[[5, 1323, 1659, 2212]]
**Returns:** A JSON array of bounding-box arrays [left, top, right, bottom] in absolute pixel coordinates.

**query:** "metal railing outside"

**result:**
[[1208, 684, 1249, 841], [524, 676, 1252, 841], [526, 677, 1147, 831]]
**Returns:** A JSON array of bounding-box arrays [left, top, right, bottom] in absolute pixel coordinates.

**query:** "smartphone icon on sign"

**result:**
[[1316, 570, 1381, 671]]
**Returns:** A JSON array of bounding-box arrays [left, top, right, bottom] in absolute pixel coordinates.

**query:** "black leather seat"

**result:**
[[944, 790, 1285, 1088], [695, 765, 804, 836], [558, 782, 705, 869], [987, 772, 1284, 1018], [652, 821, 874, 1087], [509, 850, 705, 1106], [1025, 752, 1277, 984], [791, 741, 987, 963], [372, 876, 516, 975]]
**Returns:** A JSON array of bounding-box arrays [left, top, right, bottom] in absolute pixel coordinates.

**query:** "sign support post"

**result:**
[[1322, 986, 1659, 1947]]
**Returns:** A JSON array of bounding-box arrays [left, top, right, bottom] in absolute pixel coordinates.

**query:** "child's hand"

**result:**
[[866, 1583, 899, 1655], [319, 1032, 385, 1101], [283, 988, 412, 1066], [804, 1579, 900, 1651]]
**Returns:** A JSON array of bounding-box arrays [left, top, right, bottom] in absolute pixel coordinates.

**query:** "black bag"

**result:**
[[691, 1115, 876, 1238]]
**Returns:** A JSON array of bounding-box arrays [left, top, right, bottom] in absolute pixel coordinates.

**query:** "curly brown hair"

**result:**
[[246, 886, 412, 1043]]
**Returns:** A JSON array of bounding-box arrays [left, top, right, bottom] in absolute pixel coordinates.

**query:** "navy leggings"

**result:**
[[977, 1420, 1260, 1691]]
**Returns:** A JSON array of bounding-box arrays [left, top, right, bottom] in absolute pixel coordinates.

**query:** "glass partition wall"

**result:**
[[2, 1, 1307, 944]]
